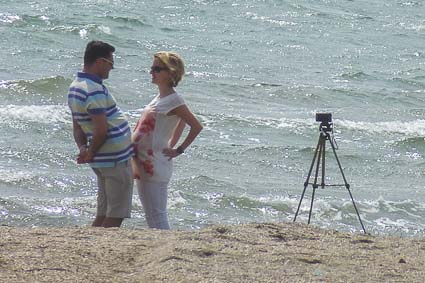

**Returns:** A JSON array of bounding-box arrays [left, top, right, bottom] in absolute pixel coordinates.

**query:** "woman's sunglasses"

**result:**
[[151, 66, 168, 73]]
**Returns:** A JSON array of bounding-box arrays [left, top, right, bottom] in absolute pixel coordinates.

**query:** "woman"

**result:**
[[132, 51, 203, 229]]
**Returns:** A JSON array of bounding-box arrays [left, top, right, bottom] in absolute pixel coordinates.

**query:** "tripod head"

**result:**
[[319, 122, 333, 135], [316, 112, 333, 136]]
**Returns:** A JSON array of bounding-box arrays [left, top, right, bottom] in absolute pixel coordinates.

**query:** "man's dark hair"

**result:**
[[84, 40, 115, 65]]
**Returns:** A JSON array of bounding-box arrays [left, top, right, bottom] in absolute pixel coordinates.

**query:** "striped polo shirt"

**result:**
[[67, 72, 134, 168]]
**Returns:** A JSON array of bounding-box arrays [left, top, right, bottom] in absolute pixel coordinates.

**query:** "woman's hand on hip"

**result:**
[[163, 147, 180, 160]]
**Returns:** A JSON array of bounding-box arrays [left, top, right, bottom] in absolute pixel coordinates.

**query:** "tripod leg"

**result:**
[[294, 136, 321, 222], [308, 186, 317, 224], [346, 187, 367, 234], [327, 134, 367, 234], [321, 134, 326, 188], [308, 137, 323, 224], [327, 134, 349, 185]]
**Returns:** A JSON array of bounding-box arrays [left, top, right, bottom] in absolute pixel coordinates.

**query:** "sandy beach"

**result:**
[[0, 222, 424, 282]]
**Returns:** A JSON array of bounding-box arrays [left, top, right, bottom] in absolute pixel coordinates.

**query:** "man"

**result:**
[[67, 40, 134, 228]]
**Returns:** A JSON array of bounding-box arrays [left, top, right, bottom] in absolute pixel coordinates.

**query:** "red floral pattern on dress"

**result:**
[[132, 109, 157, 177], [140, 159, 154, 176], [138, 115, 155, 134], [134, 110, 155, 142], [131, 107, 162, 178]]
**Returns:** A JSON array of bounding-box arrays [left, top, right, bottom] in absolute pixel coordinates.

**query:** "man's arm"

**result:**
[[87, 113, 108, 155], [74, 114, 108, 163], [73, 119, 87, 149]]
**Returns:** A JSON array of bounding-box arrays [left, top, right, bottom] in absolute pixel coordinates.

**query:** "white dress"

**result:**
[[132, 92, 185, 183]]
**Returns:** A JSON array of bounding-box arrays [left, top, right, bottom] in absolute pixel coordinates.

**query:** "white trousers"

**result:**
[[136, 180, 170, 230]]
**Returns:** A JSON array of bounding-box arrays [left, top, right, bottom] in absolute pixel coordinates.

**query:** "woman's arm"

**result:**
[[163, 105, 203, 159], [168, 119, 186, 148]]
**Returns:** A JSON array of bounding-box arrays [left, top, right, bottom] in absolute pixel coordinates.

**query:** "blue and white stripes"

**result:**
[[67, 72, 134, 168]]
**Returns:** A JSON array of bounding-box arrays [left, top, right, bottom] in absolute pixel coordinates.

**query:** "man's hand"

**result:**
[[77, 146, 94, 164]]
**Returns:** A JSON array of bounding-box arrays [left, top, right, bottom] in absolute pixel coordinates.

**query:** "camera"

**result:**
[[315, 113, 332, 123], [316, 112, 333, 133]]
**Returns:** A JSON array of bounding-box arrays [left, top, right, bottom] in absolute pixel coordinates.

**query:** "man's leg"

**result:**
[[92, 168, 107, 227], [102, 217, 124, 228], [92, 215, 106, 227], [103, 162, 133, 228]]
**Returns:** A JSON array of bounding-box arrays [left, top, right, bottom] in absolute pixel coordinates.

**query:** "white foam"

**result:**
[[39, 15, 50, 25], [375, 217, 411, 229], [98, 25, 112, 34], [30, 197, 96, 217], [337, 119, 425, 136], [0, 13, 21, 24], [252, 115, 425, 137], [0, 104, 70, 124], [187, 71, 226, 78], [245, 12, 297, 26], [79, 29, 88, 39], [198, 113, 425, 138], [0, 80, 16, 89], [406, 24, 425, 31], [168, 190, 187, 208], [0, 169, 34, 183]]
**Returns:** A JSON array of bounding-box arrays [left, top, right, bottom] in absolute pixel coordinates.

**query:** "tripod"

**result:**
[[293, 126, 367, 234]]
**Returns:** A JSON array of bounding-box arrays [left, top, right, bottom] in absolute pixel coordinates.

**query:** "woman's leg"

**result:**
[[136, 180, 170, 229]]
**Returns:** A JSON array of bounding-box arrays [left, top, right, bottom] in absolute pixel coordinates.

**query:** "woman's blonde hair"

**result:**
[[154, 51, 185, 87]]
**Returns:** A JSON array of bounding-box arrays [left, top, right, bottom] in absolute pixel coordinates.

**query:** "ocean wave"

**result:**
[[404, 22, 425, 31], [48, 24, 113, 38], [392, 76, 425, 88], [294, 2, 374, 21], [339, 71, 370, 80], [392, 136, 425, 148], [105, 15, 147, 26], [245, 12, 297, 27], [0, 13, 59, 28], [251, 82, 283, 87], [269, 194, 425, 236], [399, 1, 422, 7], [0, 13, 21, 24], [175, 175, 242, 191], [0, 169, 35, 184], [337, 119, 425, 136], [167, 179, 425, 235], [201, 113, 315, 132], [363, 198, 425, 236], [0, 196, 94, 226], [186, 71, 227, 79], [0, 76, 71, 96], [0, 194, 147, 227], [0, 104, 69, 124], [160, 27, 181, 32], [201, 112, 425, 138]]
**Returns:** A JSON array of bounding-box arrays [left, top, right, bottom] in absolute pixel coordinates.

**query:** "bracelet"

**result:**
[[176, 146, 185, 155]]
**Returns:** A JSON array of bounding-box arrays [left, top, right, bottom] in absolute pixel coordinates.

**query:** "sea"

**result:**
[[1, 0, 424, 237]]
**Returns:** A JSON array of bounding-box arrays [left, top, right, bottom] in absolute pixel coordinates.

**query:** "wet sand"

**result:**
[[1, 222, 424, 282]]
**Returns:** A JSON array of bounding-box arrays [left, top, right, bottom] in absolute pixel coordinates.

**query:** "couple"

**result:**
[[67, 40, 203, 229]]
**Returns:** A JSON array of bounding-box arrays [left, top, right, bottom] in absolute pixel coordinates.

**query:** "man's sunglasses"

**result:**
[[151, 66, 168, 73], [100, 57, 114, 69]]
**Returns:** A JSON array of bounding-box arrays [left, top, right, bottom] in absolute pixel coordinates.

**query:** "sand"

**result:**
[[0, 222, 424, 282]]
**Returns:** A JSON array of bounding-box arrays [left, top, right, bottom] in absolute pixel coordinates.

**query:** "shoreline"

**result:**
[[1, 222, 424, 282]]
